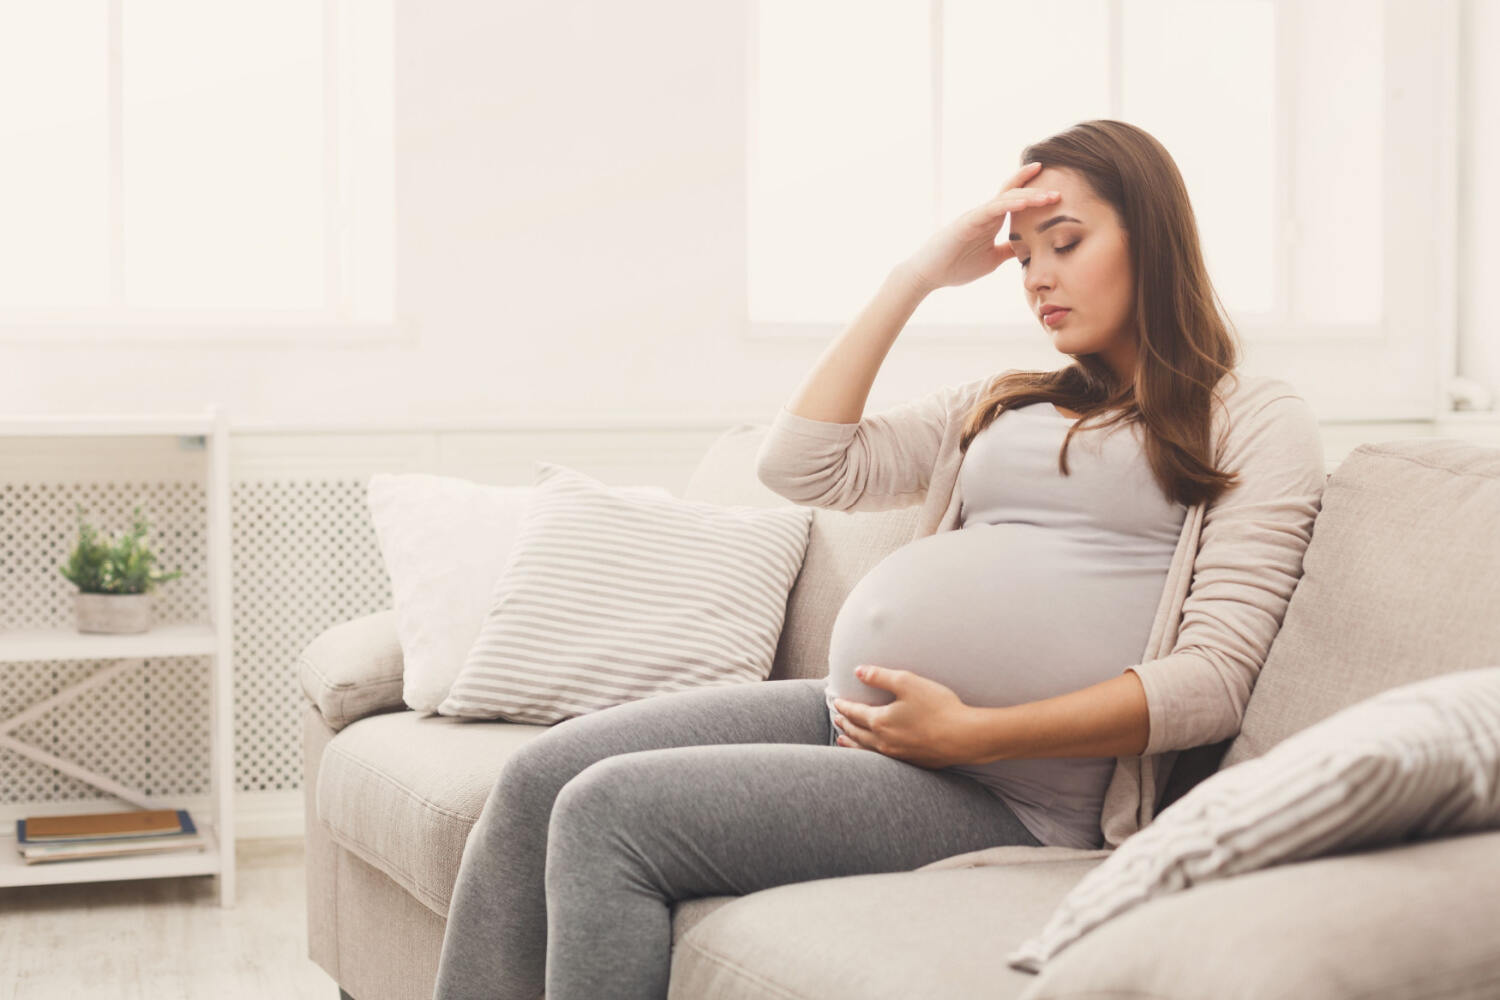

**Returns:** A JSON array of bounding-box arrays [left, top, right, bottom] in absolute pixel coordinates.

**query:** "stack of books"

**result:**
[[15, 808, 205, 864]]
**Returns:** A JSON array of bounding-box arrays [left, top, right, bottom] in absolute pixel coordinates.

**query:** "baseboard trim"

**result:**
[[236, 789, 306, 840]]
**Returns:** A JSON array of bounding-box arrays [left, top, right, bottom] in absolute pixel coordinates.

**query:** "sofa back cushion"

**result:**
[[683, 424, 918, 681], [1220, 438, 1500, 771]]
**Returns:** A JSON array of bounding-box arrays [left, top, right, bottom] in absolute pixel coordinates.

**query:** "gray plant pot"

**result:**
[[74, 592, 152, 634]]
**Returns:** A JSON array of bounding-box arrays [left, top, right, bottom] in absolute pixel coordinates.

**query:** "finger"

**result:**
[[977, 189, 1059, 224], [998, 160, 1044, 195], [990, 241, 1019, 265], [835, 712, 877, 749], [831, 701, 871, 732], [992, 188, 1060, 212], [833, 698, 872, 731]]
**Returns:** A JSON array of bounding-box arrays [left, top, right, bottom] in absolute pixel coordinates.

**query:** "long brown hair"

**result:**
[[959, 119, 1243, 509]]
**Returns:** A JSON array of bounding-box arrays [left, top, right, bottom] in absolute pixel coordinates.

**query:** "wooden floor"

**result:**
[[0, 837, 338, 1000]]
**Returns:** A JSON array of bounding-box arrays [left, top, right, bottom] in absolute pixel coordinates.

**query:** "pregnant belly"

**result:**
[[825, 524, 1167, 710]]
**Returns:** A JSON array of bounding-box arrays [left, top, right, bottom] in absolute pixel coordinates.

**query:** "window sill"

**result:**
[[0, 320, 417, 347]]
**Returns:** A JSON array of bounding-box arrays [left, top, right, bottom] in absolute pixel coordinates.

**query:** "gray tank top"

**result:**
[[824, 401, 1187, 848]]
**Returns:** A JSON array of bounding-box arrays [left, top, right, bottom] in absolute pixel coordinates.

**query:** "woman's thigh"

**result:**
[[546, 740, 1043, 902], [501, 676, 835, 790]]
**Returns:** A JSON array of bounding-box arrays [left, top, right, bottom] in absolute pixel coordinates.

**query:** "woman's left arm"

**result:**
[[833, 666, 1149, 767], [961, 669, 1150, 762], [1126, 393, 1327, 756]]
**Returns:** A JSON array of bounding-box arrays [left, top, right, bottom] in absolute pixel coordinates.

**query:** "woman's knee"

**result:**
[[490, 725, 594, 819], [548, 752, 673, 841]]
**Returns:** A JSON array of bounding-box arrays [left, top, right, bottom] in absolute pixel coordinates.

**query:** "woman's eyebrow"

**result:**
[[1008, 215, 1083, 242]]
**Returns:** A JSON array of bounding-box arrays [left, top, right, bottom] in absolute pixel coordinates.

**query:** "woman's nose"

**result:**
[[1023, 264, 1053, 295]]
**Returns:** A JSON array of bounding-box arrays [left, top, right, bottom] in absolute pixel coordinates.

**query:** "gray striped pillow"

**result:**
[[1008, 665, 1500, 974], [436, 461, 813, 723]]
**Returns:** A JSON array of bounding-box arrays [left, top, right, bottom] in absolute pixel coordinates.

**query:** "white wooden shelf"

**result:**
[[0, 623, 219, 664], [0, 407, 236, 907], [0, 819, 221, 889]]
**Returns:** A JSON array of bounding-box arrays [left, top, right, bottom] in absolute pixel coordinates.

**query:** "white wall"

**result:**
[[1, 0, 1496, 427], [1459, 0, 1500, 404]]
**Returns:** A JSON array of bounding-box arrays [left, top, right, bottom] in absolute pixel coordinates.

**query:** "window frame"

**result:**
[[0, 0, 402, 345]]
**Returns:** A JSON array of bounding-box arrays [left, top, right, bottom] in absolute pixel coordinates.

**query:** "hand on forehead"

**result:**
[[1008, 183, 1088, 247]]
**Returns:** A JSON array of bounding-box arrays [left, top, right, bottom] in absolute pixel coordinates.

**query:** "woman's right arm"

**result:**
[[755, 162, 1061, 511], [754, 265, 957, 512], [781, 263, 935, 425]]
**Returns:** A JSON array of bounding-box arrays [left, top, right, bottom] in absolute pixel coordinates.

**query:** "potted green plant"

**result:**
[[59, 504, 183, 634]]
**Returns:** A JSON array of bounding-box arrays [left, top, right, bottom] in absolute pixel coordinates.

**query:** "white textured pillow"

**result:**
[[436, 461, 814, 723], [1008, 665, 1500, 974], [367, 472, 669, 712]]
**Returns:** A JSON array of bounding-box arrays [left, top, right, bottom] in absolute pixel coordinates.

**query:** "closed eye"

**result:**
[[1018, 240, 1080, 269]]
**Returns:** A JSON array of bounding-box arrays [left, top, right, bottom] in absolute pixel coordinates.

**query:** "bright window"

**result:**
[[0, 0, 394, 329]]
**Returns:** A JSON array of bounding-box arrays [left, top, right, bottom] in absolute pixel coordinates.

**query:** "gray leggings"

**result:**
[[431, 676, 1043, 1000]]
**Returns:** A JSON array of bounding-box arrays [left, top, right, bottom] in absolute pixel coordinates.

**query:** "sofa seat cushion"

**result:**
[[667, 855, 1107, 1000], [1018, 828, 1500, 1000], [316, 709, 550, 917]]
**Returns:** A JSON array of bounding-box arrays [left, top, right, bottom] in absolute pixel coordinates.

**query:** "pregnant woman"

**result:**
[[432, 119, 1326, 1000]]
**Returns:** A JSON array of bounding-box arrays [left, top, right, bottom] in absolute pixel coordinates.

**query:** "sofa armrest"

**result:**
[[298, 608, 407, 731], [1019, 828, 1500, 999]]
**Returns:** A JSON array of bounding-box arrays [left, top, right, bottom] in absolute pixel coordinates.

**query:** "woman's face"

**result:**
[[1007, 166, 1138, 382]]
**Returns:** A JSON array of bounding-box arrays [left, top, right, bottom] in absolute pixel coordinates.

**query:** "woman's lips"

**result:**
[[1043, 308, 1071, 327]]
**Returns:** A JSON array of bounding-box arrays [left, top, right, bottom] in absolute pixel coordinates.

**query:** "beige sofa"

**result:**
[[300, 423, 1500, 1000]]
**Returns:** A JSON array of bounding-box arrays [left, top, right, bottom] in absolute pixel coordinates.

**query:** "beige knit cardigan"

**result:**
[[754, 368, 1327, 851]]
